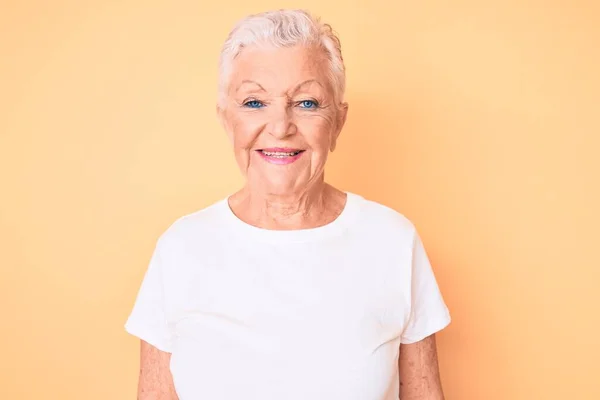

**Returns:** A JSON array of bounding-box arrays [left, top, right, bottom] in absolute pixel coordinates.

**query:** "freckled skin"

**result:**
[[138, 341, 179, 399], [399, 335, 445, 399], [135, 44, 446, 400]]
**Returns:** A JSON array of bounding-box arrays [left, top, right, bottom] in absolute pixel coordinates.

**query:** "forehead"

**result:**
[[229, 45, 330, 92]]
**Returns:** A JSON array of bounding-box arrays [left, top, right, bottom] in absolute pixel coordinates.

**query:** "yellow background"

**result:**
[[1, 0, 599, 398]]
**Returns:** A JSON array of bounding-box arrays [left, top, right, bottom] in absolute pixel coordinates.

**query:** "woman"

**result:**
[[126, 9, 450, 400]]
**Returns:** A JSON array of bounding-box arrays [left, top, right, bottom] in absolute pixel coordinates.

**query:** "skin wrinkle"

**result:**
[[236, 78, 326, 96], [137, 42, 445, 399], [218, 44, 347, 230]]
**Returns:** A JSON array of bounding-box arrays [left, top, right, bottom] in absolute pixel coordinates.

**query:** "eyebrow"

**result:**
[[235, 80, 266, 93], [291, 79, 324, 93]]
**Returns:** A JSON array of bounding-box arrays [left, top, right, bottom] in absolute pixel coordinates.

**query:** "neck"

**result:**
[[229, 181, 346, 230]]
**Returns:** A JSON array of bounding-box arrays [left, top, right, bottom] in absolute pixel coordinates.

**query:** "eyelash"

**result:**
[[242, 99, 320, 110]]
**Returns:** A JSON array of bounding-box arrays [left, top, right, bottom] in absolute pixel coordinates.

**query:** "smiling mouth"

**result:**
[[258, 149, 304, 158], [256, 148, 306, 164]]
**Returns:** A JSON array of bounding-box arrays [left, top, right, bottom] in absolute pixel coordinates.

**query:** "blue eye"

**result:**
[[298, 100, 318, 109], [244, 100, 264, 108]]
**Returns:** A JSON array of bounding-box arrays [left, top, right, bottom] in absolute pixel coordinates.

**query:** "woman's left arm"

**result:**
[[398, 334, 445, 400]]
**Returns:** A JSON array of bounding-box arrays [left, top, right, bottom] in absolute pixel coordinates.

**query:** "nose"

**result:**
[[267, 103, 296, 139]]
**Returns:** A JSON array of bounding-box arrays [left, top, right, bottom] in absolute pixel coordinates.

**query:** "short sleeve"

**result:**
[[125, 241, 173, 352], [400, 230, 451, 344]]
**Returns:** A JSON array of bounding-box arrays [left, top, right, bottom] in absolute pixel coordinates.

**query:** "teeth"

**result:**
[[262, 150, 300, 157]]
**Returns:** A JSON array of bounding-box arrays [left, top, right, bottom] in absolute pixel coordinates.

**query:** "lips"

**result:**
[[256, 147, 305, 165]]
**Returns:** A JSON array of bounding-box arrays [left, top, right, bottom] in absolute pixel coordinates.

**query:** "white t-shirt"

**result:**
[[125, 192, 450, 400]]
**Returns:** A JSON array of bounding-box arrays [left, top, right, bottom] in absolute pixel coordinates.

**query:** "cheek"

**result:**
[[230, 115, 263, 150], [299, 116, 335, 152]]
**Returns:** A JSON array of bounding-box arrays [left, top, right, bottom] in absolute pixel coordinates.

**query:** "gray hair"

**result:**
[[218, 9, 346, 107]]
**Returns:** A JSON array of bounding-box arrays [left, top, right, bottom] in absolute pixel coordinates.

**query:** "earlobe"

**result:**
[[339, 102, 349, 129]]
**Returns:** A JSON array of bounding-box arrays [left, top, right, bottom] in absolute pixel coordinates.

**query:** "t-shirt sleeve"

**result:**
[[400, 230, 451, 344], [124, 240, 173, 353]]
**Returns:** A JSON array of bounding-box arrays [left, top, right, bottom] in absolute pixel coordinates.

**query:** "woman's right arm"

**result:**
[[138, 340, 179, 400]]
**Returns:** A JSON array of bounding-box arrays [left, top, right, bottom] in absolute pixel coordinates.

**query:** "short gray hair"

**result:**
[[218, 9, 346, 107]]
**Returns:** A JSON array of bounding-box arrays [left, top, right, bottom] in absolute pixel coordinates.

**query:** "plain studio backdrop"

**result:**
[[1, 1, 599, 399]]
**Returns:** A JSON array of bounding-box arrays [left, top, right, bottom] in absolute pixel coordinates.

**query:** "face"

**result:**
[[218, 44, 347, 196]]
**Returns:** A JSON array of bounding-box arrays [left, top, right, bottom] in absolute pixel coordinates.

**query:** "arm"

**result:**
[[398, 334, 445, 400], [138, 340, 179, 400]]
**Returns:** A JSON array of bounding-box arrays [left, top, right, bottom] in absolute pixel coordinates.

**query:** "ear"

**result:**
[[216, 103, 233, 143], [330, 102, 348, 152]]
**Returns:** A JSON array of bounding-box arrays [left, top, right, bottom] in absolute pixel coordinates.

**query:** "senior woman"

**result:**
[[125, 9, 450, 400]]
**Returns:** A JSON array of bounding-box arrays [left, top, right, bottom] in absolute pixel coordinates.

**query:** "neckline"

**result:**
[[219, 192, 362, 243]]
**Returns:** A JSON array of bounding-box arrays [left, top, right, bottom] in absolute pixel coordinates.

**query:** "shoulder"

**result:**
[[350, 192, 418, 244], [154, 198, 228, 254]]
